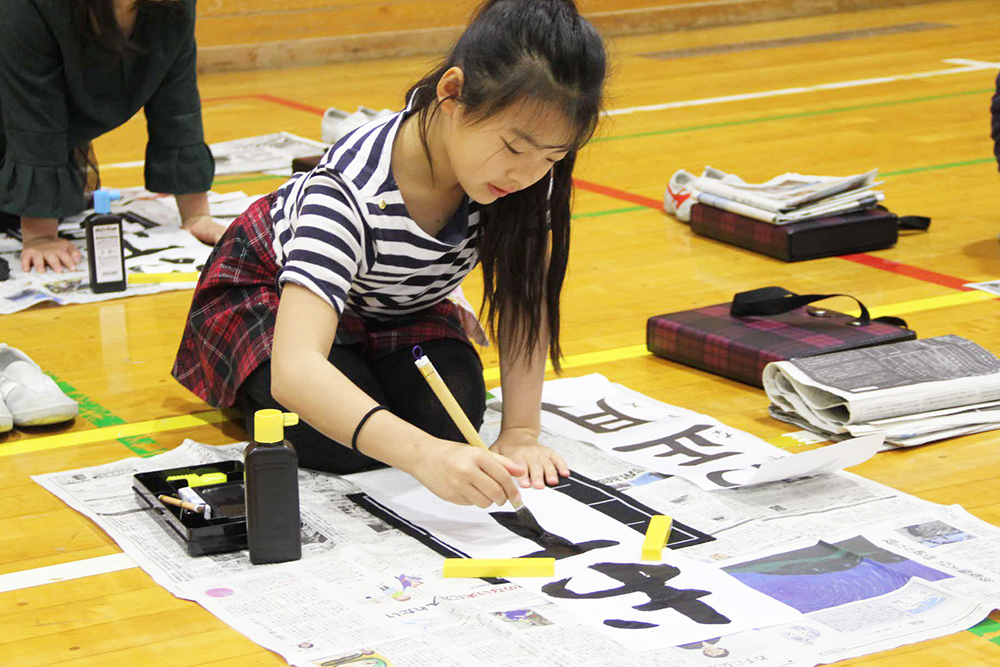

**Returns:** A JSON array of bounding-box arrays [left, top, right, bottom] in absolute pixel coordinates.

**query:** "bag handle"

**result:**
[[730, 286, 908, 328], [898, 215, 931, 231]]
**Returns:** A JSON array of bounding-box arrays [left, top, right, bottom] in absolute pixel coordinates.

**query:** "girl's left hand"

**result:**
[[490, 427, 570, 489]]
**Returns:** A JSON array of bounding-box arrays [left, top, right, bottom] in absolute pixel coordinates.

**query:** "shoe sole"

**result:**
[[15, 413, 77, 427], [10, 403, 78, 427]]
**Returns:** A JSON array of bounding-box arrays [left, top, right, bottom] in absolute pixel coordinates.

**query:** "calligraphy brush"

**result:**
[[412, 346, 545, 534]]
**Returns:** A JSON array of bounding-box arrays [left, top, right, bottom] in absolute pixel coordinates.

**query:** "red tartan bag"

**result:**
[[689, 204, 930, 262], [646, 287, 917, 388]]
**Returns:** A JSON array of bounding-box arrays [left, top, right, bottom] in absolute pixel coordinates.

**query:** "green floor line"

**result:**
[[572, 205, 648, 219], [213, 173, 289, 187], [882, 157, 995, 177], [214, 89, 993, 189], [49, 375, 167, 458], [967, 618, 1000, 646], [595, 88, 992, 143]]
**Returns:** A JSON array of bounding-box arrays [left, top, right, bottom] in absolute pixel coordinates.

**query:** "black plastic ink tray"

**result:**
[[132, 461, 247, 556]]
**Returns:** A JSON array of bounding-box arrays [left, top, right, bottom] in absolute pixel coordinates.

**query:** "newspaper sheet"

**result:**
[[490, 374, 876, 490], [31, 376, 1000, 667], [693, 167, 880, 213], [32, 441, 491, 664], [964, 279, 1000, 296], [762, 335, 1000, 446], [210, 132, 328, 175], [663, 167, 884, 225], [695, 189, 885, 225], [0, 187, 257, 314]]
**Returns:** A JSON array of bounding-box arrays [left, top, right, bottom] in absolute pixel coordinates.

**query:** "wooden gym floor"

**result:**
[[3, 0, 1000, 664]]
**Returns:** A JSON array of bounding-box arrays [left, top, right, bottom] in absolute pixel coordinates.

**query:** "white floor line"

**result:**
[[603, 58, 1000, 117], [101, 159, 145, 171], [0, 553, 137, 594], [99, 59, 999, 173]]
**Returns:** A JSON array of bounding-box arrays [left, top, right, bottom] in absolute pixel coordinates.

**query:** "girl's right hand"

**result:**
[[414, 440, 526, 508]]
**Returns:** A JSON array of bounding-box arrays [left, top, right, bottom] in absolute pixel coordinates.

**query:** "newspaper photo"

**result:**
[[762, 335, 1000, 446]]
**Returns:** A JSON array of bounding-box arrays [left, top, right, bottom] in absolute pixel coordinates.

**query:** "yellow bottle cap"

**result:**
[[254, 409, 299, 443]]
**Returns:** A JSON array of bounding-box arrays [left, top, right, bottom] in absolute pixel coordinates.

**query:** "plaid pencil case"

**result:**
[[646, 287, 917, 387], [689, 204, 929, 261]]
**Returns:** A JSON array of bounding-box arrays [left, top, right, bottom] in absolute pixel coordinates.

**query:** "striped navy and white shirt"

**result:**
[[270, 96, 480, 321]]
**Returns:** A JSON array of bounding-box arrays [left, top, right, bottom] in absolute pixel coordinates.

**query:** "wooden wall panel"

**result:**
[[194, 0, 946, 71]]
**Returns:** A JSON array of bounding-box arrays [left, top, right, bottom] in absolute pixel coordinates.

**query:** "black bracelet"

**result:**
[[352, 405, 389, 451]]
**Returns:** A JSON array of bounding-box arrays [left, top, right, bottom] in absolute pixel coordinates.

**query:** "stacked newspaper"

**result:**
[[665, 166, 884, 224], [762, 335, 1000, 447]]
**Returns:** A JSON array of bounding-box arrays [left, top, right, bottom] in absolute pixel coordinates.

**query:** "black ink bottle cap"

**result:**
[[244, 409, 302, 564], [85, 189, 126, 294]]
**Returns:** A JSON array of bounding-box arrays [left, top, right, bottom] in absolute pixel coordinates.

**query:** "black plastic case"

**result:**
[[132, 461, 247, 556]]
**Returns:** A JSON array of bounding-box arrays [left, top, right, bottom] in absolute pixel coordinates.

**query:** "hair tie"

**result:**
[[352, 406, 389, 451]]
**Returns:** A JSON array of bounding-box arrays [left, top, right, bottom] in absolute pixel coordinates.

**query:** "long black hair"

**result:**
[[69, 0, 186, 55], [407, 0, 606, 372]]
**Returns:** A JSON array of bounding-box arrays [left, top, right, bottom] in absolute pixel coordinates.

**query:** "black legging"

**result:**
[[236, 338, 487, 474]]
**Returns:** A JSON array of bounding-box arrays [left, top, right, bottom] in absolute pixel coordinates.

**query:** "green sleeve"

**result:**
[[0, 0, 85, 218], [142, 26, 214, 195]]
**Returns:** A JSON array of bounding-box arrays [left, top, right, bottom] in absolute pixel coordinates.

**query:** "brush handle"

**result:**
[[158, 494, 206, 513], [414, 354, 524, 510], [415, 355, 489, 450]]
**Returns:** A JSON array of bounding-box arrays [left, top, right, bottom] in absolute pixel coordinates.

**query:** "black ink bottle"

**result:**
[[245, 409, 302, 564], [84, 188, 126, 293]]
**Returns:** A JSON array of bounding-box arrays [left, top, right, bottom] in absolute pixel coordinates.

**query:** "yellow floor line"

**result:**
[[859, 291, 993, 318], [765, 430, 832, 449], [0, 410, 232, 458], [4, 290, 994, 458], [483, 344, 649, 382], [128, 272, 200, 284]]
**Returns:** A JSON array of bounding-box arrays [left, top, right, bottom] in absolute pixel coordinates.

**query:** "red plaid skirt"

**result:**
[[171, 193, 473, 407]]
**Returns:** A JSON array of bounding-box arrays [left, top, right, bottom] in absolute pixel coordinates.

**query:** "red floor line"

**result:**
[[201, 94, 325, 116], [252, 94, 326, 116], [196, 101, 979, 293], [573, 178, 664, 209], [839, 254, 973, 291], [202, 94, 248, 103], [572, 178, 976, 291]]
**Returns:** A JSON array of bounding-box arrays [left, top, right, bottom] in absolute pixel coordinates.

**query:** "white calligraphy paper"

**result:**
[[347, 467, 800, 651], [492, 374, 786, 490]]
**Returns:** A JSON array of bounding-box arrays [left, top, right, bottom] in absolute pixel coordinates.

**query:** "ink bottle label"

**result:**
[[85, 189, 126, 294], [91, 222, 124, 283]]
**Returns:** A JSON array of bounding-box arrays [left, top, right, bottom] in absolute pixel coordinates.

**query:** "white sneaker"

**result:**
[[663, 169, 699, 223], [0, 394, 11, 433], [358, 106, 394, 120], [0, 344, 79, 427]]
